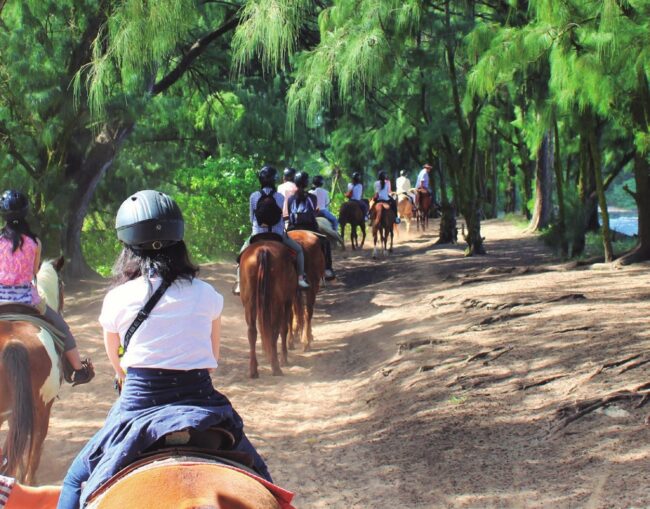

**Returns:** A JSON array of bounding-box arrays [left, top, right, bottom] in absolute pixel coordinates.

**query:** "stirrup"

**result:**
[[71, 359, 95, 386]]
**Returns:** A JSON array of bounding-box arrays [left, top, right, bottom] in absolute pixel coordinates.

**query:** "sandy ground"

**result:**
[[25, 219, 650, 507]]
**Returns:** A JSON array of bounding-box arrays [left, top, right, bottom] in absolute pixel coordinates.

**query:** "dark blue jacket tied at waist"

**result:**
[[57, 368, 272, 509]]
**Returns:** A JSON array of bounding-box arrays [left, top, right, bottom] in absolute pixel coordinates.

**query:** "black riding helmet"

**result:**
[[283, 167, 297, 181], [115, 190, 184, 250], [294, 171, 310, 189], [378, 170, 387, 180], [258, 166, 278, 188], [312, 175, 324, 187], [1, 190, 29, 221], [352, 172, 361, 184]]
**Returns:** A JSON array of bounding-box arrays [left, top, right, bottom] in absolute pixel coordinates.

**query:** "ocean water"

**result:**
[[606, 210, 638, 236]]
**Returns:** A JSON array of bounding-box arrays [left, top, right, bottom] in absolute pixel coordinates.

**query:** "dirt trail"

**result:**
[[32, 220, 650, 507]]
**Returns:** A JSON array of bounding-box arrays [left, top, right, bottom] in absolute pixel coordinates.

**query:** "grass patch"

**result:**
[[448, 395, 467, 405], [503, 213, 529, 229]]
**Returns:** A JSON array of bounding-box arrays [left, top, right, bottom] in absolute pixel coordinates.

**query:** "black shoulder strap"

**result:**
[[121, 279, 172, 357]]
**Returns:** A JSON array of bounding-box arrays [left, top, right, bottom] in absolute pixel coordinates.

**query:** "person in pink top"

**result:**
[[0, 190, 94, 385]]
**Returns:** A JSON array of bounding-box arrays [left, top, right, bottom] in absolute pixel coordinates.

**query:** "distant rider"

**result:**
[[346, 172, 369, 221], [415, 163, 433, 207], [396, 170, 415, 206], [277, 167, 298, 221], [310, 175, 339, 231], [373, 171, 400, 223], [288, 172, 336, 280], [234, 166, 309, 295]]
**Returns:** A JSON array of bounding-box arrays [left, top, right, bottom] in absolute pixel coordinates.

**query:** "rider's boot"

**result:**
[[298, 274, 310, 290], [324, 268, 336, 281], [395, 217, 401, 224], [71, 359, 95, 386]]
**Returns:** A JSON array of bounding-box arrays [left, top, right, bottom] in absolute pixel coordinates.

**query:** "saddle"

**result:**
[[0, 303, 66, 353], [86, 447, 258, 507], [237, 232, 292, 264]]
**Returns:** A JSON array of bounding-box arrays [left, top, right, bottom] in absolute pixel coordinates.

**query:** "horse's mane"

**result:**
[[37, 261, 60, 310]]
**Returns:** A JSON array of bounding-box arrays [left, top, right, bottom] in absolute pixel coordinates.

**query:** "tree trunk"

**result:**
[[587, 119, 613, 262], [553, 116, 568, 256], [63, 123, 134, 278], [436, 154, 457, 244], [505, 159, 516, 213], [528, 131, 553, 231]]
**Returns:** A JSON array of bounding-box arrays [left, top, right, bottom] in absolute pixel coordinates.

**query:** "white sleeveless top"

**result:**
[[374, 180, 391, 201], [99, 276, 223, 370]]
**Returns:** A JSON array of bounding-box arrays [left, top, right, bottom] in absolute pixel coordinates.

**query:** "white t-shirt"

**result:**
[[374, 180, 391, 201], [396, 176, 411, 194], [99, 276, 224, 371], [347, 183, 363, 200], [277, 181, 298, 217], [309, 187, 330, 210]]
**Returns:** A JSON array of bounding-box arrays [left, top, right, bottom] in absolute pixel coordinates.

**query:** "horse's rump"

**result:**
[[86, 452, 292, 509]]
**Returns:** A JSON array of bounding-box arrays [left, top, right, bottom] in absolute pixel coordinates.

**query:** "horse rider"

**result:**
[[373, 171, 400, 224], [0, 189, 94, 385], [309, 175, 339, 231], [288, 172, 336, 280], [396, 170, 416, 206], [277, 167, 298, 221], [415, 163, 433, 207], [234, 166, 310, 295], [346, 172, 369, 221], [58, 190, 274, 509]]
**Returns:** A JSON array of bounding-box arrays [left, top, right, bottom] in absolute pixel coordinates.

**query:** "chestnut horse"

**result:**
[[286, 230, 325, 353], [416, 189, 433, 231], [239, 241, 297, 378], [396, 194, 416, 234], [85, 455, 290, 509], [338, 201, 366, 250], [1, 476, 61, 509], [0, 257, 65, 483], [371, 202, 395, 259]]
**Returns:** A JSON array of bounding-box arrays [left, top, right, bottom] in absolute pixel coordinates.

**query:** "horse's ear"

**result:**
[[53, 256, 65, 272]]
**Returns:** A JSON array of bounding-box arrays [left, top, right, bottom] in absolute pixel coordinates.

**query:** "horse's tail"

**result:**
[[2, 340, 34, 479], [256, 248, 274, 362]]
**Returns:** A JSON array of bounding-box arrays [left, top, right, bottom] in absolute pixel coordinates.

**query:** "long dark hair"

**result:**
[[1, 218, 38, 252], [111, 240, 199, 286], [379, 174, 387, 190]]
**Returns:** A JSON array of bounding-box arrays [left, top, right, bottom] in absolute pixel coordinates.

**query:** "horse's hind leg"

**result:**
[[245, 308, 259, 379], [280, 302, 291, 367], [25, 401, 52, 484], [270, 325, 283, 376]]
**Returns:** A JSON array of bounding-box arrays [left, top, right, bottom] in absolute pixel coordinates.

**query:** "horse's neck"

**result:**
[[37, 263, 60, 311]]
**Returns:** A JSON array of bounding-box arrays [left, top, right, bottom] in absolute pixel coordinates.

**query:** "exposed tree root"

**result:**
[[397, 339, 442, 354], [587, 354, 642, 380], [466, 346, 513, 364], [618, 357, 650, 375], [447, 373, 512, 389], [553, 382, 650, 433], [518, 374, 568, 390]]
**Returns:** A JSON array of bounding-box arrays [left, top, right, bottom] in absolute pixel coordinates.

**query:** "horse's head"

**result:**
[[37, 256, 65, 313]]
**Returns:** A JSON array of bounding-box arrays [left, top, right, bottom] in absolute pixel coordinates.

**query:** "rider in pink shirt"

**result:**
[[0, 190, 94, 385]]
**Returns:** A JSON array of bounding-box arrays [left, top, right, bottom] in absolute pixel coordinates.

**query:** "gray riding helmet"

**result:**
[[115, 190, 184, 250]]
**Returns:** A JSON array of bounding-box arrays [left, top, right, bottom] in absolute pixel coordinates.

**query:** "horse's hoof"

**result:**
[[302, 344, 311, 352], [272, 368, 284, 376], [250, 371, 259, 379]]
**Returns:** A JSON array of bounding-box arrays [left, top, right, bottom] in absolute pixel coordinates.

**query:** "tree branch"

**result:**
[[152, 14, 241, 96]]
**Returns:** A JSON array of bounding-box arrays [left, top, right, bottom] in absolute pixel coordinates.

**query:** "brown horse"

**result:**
[[416, 189, 433, 231], [85, 455, 290, 509], [396, 194, 416, 234], [239, 241, 297, 378], [2, 479, 61, 509], [338, 201, 366, 250], [371, 202, 395, 259], [286, 230, 325, 353], [0, 257, 65, 484]]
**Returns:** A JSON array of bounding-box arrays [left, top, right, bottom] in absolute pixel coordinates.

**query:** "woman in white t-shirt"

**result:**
[[373, 171, 399, 223], [57, 191, 272, 509]]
